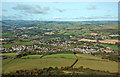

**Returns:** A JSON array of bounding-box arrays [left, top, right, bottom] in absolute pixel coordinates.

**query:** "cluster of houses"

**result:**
[[1, 44, 61, 54], [33, 39, 114, 54], [67, 47, 113, 54], [1, 33, 116, 55], [16, 26, 38, 30]]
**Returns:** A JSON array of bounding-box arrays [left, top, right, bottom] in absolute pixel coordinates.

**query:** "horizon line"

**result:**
[[1, 20, 118, 21]]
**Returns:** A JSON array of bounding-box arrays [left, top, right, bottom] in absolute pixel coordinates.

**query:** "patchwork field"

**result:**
[[2, 53, 118, 74], [79, 39, 119, 44]]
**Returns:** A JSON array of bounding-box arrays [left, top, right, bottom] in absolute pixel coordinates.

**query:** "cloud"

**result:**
[[65, 15, 117, 20], [107, 10, 111, 12], [52, 17, 64, 19], [92, 15, 117, 19], [99, 15, 118, 19], [87, 5, 96, 10], [2, 14, 24, 20], [51, 15, 117, 20], [56, 8, 66, 12], [2, 9, 8, 12], [12, 4, 50, 14]]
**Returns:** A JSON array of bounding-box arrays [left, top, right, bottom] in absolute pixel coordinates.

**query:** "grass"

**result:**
[[2, 44, 15, 48], [42, 54, 76, 59], [75, 59, 118, 73], [13, 41, 34, 45], [100, 44, 118, 51], [21, 39, 31, 41], [2, 33, 17, 37], [76, 54, 102, 60], [31, 37, 39, 39], [2, 53, 118, 74], [2, 41, 34, 48], [21, 55, 42, 59], [50, 37, 60, 40], [64, 31, 85, 35], [1, 53, 18, 58], [43, 53, 103, 60], [2, 58, 75, 74]]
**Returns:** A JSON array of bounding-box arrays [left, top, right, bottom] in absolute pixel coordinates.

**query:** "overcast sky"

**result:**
[[2, 2, 118, 21]]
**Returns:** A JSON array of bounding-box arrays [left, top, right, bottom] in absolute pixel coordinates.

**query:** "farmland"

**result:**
[[21, 55, 42, 59], [42, 54, 76, 59], [1, 20, 119, 76], [1, 1, 119, 76], [2, 53, 118, 74]]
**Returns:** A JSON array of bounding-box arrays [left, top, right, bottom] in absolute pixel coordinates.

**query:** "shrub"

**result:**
[[80, 66, 84, 69]]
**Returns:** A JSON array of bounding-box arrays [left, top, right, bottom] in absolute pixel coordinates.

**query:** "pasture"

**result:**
[[0, 53, 18, 58], [42, 54, 76, 59], [21, 55, 42, 59], [2, 53, 118, 74]]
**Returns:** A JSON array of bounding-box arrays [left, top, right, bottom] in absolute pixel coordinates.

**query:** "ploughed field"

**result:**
[[2, 53, 118, 74]]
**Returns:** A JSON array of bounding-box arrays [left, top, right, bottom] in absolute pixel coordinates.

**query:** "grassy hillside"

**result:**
[[2, 54, 118, 74], [1, 53, 18, 58], [21, 55, 42, 59], [42, 54, 76, 59]]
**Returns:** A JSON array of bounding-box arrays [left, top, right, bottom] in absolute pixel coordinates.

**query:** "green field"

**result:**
[[1, 53, 18, 58], [101, 44, 118, 51], [21, 55, 42, 59], [21, 39, 31, 41], [2, 41, 34, 48], [42, 54, 76, 59], [13, 41, 34, 45], [2, 53, 118, 74], [2, 33, 17, 37]]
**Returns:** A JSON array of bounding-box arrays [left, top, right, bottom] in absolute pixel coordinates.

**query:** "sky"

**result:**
[[2, 2, 118, 21], [2, 0, 120, 2]]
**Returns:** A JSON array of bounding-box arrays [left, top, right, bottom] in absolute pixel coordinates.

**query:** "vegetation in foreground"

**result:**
[[2, 66, 120, 76]]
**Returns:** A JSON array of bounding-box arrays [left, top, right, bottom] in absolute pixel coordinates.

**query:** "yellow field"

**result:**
[[78, 39, 119, 44]]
